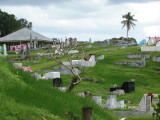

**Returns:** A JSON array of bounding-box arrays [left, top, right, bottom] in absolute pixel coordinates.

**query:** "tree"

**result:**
[[121, 12, 137, 39], [0, 9, 32, 37], [47, 38, 88, 92]]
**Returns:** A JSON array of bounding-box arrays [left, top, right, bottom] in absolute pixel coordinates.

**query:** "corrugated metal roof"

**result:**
[[0, 28, 52, 42]]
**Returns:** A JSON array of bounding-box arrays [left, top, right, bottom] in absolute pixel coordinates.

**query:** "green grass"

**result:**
[[0, 57, 119, 120], [2, 44, 160, 119]]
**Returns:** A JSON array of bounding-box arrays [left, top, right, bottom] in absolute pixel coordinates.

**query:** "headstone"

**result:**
[[121, 82, 135, 93], [58, 87, 67, 92], [92, 96, 102, 106], [13, 63, 22, 69], [3, 44, 7, 55], [96, 55, 104, 60], [105, 95, 117, 109], [45, 72, 60, 79], [112, 90, 125, 96], [117, 100, 126, 108], [82, 107, 93, 120], [146, 96, 151, 111], [136, 95, 153, 111], [53, 78, 62, 87]]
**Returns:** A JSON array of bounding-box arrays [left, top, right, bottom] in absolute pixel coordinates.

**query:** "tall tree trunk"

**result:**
[[127, 28, 129, 39]]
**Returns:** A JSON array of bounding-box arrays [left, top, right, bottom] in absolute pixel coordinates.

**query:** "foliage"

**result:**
[[0, 9, 32, 37], [121, 12, 137, 38], [152, 95, 160, 119]]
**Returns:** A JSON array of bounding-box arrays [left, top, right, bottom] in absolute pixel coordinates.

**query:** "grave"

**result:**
[[77, 91, 91, 98], [112, 90, 125, 96], [152, 56, 160, 62], [115, 57, 146, 68], [13, 63, 23, 69], [141, 46, 160, 51], [136, 94, 152, 111], [127, 55, 150, 59], [92, 96, 102, 106], [105, 95, 126, 109], [53, 78, 62, 87], [96, 55, 104, 61], [105, 95, 117, 109], [110, 81, 135, 93], [34, 72, 60, 80], [0, 44, 7, 56], [45, 72, 60, 79]]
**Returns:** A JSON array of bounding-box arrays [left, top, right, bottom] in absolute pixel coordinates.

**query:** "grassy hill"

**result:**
[[1, 44, 160, 120], [0, 57, 119, 120]]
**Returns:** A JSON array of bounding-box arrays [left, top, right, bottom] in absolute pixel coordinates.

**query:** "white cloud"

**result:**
[[0, 0, 160, 42], [144, 25, 160, 36], [128, 1, 160, 24]]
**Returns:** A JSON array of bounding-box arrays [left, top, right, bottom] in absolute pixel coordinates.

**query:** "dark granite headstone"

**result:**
[[121, 82, 135, 93], [53, 78, 62, 87]]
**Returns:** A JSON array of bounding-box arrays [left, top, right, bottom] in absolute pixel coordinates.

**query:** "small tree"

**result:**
[[47, 38, 88, 92], [121, 12, 137, 39], [152, 95, 160, 119]]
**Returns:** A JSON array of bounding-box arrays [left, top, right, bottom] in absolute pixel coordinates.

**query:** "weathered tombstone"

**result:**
[[3, 44, 7, 55], [92, 96, 102, 106], [105, 95, 117, 109], [45, 72, 60, 79], [117, 100, 126, 108], [13, 63, 22, 69], [53, 78, 62, 87], [146, 96, 151, 111], [82, 107, 93, 120]]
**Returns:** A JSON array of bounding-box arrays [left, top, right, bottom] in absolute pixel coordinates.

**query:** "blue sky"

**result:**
[[0, 0, 160, 42]]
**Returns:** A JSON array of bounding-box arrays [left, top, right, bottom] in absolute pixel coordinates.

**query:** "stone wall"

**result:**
[[141, 46, 160, 51], [152, 56, 160, 62], [115, 57, 146, 68], [127, 55, 150, 59]]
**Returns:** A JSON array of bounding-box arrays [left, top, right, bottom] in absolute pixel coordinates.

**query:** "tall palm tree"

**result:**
[[121, 12, 137, 39]]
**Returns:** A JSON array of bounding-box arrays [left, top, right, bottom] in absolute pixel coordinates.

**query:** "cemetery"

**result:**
[[1, 9, 160, 120], [1, 41, 160, 120]]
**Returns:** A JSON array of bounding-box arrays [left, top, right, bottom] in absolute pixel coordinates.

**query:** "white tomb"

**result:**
[[92, 96, 102, 106], [44, 72, 60, 79], [34, 72, 60, 80]]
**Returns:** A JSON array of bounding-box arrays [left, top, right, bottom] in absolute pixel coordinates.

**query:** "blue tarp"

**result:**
[[139, 39, 146, 45]]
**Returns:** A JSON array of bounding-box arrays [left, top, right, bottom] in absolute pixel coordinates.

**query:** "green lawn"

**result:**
[[2, 44, 160, 119]]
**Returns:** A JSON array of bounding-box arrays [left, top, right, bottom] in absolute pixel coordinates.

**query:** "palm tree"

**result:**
[[121, 12, 137, 39]]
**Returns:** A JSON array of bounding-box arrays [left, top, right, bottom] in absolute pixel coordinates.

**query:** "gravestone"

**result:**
[[146, 96, 151, 111], [82, 107, 93, 120], [105, 95, 117, 109], [112, 90, 125, 96], [3, 44, 7, 55], [121, 82, 135, 93], [92, 96, 102, 106], [45, 72, 60, 79], [117, 100, 126, 108], [96, 55, 104, 60], [136, 95, 153, 111], [53, 78, 62, 87], [13, 63, 22, 69]]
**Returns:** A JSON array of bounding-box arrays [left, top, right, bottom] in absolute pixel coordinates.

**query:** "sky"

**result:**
[[0, 0, 160, 42]]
